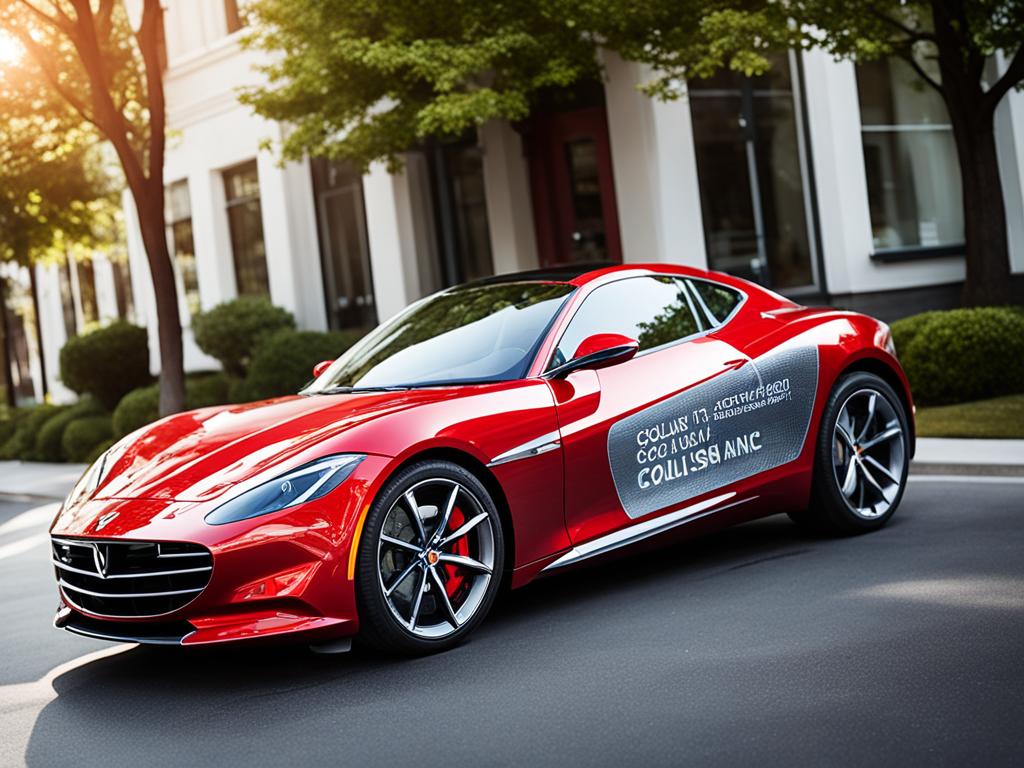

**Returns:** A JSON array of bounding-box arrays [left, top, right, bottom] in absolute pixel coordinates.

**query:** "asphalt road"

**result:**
[[1, 477, 1022, 767]]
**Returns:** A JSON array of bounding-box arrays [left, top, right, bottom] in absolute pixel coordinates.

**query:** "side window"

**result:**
[[551, 276, 703, 369], [688, 279, 742, 326]]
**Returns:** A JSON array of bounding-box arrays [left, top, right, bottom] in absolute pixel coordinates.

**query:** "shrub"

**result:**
[[234, 329, 362, 402], [62, 415, 114, 463], [0, 404, 65, 461], [894, 307, 1024, 406], [85, 438, 116, 465], [193, 298, 295, 377], [60, 321, 151, 410], [34, 398, 105, 462], [112, 372, 234, 437]]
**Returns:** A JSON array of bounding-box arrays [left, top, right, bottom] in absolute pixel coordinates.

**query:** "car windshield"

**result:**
[[303, 281, 576, 392]]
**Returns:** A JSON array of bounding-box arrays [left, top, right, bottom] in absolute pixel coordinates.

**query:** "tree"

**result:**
[[243, 0, 1023, 307], [0, 0, 186, 414]]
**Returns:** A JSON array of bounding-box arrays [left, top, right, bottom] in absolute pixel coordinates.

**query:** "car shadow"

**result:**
[[22, 510, 904, 766]]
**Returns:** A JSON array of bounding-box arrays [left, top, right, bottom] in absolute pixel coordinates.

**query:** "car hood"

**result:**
[[94, 390, 457, 502]]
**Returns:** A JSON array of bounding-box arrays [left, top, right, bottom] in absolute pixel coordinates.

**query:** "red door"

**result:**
[[526, 107, 623, 267]]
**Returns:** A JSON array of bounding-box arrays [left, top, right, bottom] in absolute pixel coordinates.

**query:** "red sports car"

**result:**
[[51, 264, 913, 654]]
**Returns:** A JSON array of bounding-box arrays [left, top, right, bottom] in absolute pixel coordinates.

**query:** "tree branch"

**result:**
[[983, 46, 1024, 114], [12, 0, 72, 34], [867, 6, 936, 44], [135, 0, 166, 185], [898, 50, 944, 95], [3, 23, 96, 126]]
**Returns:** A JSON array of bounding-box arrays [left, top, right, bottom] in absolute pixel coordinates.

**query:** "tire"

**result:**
[[790, 371, 910, 536], [355, 460, 505, 655]]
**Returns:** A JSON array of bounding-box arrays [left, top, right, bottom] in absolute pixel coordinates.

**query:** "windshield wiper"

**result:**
[[312, 385, 411, 396]]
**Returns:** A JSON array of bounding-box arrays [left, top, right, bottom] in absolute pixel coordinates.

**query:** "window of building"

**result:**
[[223, 161, 270, 297], [58, 260, 76, 339], [75, 258, 99, 325], [111, 258, 135, 321], [689, 53, 817, 292], [165, 180, 201, 318], [311, 158, 376, 332], [857, 58, 964, 253], [551, 276, 704, 369]]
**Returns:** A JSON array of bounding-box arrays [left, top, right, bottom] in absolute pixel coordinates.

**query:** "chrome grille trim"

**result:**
[[51, 536, 213, 619]]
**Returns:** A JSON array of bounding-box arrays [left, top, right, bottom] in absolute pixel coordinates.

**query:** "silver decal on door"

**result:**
[[607, 346, 819, 519]]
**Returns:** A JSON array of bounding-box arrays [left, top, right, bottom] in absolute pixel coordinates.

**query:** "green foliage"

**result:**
[[62, 415, 114, 464], [894, 307, 1024, 406], [59, 321, 151, 410], [0, 404, 63, 461], [112, 372, 233, 437], [85, 438, 117, 465], [234, 329, 362, 402], [193, 298, 295, 377], [34, 397, 105, 462]]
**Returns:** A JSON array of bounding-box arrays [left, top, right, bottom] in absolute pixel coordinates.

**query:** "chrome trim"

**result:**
[[541, 493, 756, 571], [487, 431, 561, 467], [52, 558, 212, 580], [54, 614, 192, 646], [59, 579, 205, 599]]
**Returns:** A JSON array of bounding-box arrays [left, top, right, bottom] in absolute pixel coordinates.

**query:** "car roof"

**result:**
[[464, 262, 736, 289]]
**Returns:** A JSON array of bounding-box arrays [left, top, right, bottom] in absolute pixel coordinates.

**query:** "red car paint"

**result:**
[[50, 263, 913, 645]]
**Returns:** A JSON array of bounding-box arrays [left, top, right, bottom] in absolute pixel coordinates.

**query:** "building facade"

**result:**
[[17, 1, 1024, 398]]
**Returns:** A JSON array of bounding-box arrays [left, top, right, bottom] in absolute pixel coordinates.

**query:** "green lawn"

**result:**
[[916, 394, 1024, 439]]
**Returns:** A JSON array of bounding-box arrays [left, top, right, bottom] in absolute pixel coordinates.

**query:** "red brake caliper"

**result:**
[[443, 506, 468, 598]]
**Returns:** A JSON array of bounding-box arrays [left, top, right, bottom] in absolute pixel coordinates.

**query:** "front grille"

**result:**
[[52, 537, 212, 618]]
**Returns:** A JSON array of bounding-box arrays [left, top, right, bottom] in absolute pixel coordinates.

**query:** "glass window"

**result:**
[[551, 276, 703, 369], [857, 58, 964, 251], [223, 161, 270, 297], [165, 180, 201, 318], [689, 279, 742, 324], [110, 257, 135, 321], [304, 282, 576, 391], [564, 138, 607, 263], [58, 260, 76, 339], [689, 53, 816, 290], [444, 140, 494, 283], [75, 258, 98, 325]]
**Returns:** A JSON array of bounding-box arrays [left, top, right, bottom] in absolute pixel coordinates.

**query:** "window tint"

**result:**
[[552, 276, 703, 369], [689, 279, 742, 324]]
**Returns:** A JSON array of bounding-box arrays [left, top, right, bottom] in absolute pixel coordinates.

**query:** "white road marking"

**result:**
[[0, 504, 59, 537], [909, 474, 1024, 484], [0, 535, 48, 562]]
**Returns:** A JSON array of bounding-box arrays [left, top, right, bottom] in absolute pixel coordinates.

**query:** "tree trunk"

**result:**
[[0, 278, 15, 409], [133, 185, 186, 416], [948, 107, 1012, 307]]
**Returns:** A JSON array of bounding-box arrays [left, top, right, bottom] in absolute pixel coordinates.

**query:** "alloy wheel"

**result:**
[[376, 478, 496, 639], [832, 388, 907, 519]]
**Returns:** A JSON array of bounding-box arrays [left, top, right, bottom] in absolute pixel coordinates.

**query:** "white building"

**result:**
[[18, 0, 1024, 400]]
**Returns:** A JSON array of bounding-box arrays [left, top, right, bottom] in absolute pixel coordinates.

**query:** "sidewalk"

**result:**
[[0, 438, 1021, 500]]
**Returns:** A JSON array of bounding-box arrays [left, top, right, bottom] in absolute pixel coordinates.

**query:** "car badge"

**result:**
[[90, 543, 110, 578], [95, 511, 119, 531]]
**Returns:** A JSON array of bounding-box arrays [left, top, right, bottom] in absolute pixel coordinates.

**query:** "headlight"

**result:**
[[204, 454, 363, 526], [63, 442, 126, 510]]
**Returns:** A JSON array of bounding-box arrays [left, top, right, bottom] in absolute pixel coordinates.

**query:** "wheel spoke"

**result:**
[[860, 422, 901, 451], [381, 534, 421, 553], [438, 553, 492, 574], [840, 457, 858, 498], [858, 459, 885, 495], [857, 393, 877, 442], [403, 489, 427, 544], [428, 566, 461, 628], [435, 483, 459, 543], [835, 423, 856, 450], [408, 567, 428, 629], [440, 512, 488, 548], [863, 455, 900, 485], [384, 559, 421, 597]]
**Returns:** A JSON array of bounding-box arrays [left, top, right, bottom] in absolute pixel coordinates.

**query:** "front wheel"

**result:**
[[791, 371, 910, 535], [355, 460, 504, 655]]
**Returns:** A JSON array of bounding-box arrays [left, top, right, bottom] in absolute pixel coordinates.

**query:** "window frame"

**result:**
[[222, 160, 270, 298], [541, 274, 747, 374]]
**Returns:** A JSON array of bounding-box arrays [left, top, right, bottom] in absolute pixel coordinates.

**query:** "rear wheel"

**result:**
[[791, 371, 910, 535], [355, 460, 504, 655]]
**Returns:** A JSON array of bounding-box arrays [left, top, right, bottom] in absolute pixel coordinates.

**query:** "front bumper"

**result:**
[[49, 455, 390, 646]]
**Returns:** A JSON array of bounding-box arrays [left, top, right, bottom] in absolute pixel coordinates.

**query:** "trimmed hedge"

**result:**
[[112, 372, 233, 437], [60, 321, 151, 410], [34, 398, 105, 462], [0, 404, 64, 461], [893, 306, 1024, 406], [232, 329, 362, 402], [62, 415, 114, 463], [193, 298, 295, 377]]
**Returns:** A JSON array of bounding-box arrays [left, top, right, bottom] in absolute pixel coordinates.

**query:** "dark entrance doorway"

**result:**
[[525, 100, 622, 267]]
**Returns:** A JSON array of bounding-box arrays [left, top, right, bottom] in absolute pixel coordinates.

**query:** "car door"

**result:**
[[548, 275, 749, 546]]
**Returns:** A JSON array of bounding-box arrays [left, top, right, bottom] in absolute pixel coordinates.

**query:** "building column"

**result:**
[[994, 50, 1024, 276], [480, 120, 539, 274], [362, 162, 425, 321], [602, 50, 707, 268], [33, 262, 76, 402], [257, 151, 329, 331]]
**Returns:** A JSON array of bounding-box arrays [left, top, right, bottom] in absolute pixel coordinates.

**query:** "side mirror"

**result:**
[[548, 333, 639, 379], [312, 359, 334, 379]]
